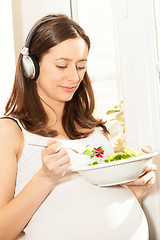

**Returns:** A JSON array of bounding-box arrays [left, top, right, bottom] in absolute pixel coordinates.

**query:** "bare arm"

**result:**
[[0, 119, 71, 240]]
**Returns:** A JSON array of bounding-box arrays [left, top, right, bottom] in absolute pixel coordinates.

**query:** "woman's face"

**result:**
[[36, 37, 89, 105]]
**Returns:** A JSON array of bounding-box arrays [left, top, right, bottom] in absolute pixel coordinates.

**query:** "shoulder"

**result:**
[[0, 118, 24, 158], [0, 117, 22, 135]]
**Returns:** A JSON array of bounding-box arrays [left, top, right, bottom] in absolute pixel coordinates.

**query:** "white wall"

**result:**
[[0, 1, 15, 116], [11, 0, 71, 61], [0, 0, 71, 116]]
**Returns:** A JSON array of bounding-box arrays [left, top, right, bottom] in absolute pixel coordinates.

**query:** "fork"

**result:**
[[28, 143, 83, 154]]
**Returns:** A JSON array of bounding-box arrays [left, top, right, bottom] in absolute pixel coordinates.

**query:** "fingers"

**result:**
[[124, 162, 156, 185], [141, 145, 153, 153], [42, 147, 70, 168], [125, 169, 156, 187], [146, 175, 155, 186], [128, 171, 155, 185], [54, 152, 71, 167], [144, 163, 157, 172], [47, 139, 57, 146], [55, 161, 71, 175], [41, 140, 71, 180], [43, 140, 62, 155], [123, 158, 156, 201]]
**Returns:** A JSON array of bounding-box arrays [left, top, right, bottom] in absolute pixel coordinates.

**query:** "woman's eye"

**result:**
[[76, 66, 86, 71], [56, 65, 67, 69], [56, 65, 86, 71]]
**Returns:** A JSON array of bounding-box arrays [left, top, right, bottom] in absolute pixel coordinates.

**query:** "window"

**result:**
[[71, 2, 160, 237], [71, 0, 122, 120]]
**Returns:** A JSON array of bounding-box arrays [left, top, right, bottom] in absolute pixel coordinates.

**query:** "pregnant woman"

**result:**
[[0, 14, 156, 240]]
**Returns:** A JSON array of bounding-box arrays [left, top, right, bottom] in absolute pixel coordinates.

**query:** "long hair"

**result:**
[[5, 14, 109, 139]]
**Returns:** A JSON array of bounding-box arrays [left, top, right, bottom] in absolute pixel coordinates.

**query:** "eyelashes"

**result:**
[[56, 65, 86, 71], [56, 65, 67, 69]]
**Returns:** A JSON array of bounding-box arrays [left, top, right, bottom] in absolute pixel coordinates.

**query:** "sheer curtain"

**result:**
[[113, 0, 160, 239]]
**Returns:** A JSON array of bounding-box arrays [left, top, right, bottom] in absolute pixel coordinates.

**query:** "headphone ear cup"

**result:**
[[21, 55, 40, 80], [30, 55, 40, 80]]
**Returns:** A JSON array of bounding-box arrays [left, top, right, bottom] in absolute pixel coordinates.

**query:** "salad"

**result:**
[[83, 145, 144, 166]]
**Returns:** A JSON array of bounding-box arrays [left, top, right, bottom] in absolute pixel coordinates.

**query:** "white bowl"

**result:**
[[73, 152, 158, 186]]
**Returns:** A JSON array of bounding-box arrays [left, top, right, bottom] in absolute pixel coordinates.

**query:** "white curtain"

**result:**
[[113, 0, 160, 239]]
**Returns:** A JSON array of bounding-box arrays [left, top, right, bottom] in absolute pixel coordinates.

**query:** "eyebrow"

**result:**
[[55, 58, 87, 62]]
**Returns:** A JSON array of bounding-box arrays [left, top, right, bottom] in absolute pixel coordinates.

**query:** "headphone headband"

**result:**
[[21, 16, 56, 56], [25, 16, 56, 49]]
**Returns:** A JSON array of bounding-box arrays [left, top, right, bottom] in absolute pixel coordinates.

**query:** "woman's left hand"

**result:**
[[123, 145, 157, 202]]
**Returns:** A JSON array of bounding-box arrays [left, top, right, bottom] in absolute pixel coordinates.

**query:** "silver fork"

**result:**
[[28, 143, 83, 154]]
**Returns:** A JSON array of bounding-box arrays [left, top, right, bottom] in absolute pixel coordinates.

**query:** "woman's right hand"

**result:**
[[40, 139, 71, 185]]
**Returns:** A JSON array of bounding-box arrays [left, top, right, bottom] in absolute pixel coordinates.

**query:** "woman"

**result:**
[[0, 14, 156, 240]]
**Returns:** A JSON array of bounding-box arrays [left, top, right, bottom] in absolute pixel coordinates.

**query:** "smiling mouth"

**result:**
[[60, 86, 77, 92]]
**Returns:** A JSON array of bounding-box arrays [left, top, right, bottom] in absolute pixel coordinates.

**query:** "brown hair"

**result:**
[[5, 14, 109, 139]]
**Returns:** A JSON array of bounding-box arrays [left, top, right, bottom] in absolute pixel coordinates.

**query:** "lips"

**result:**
[[60, 86, 77, 92]]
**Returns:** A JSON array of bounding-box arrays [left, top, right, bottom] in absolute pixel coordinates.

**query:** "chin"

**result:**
[[65, 97, 74, 102], [59, 95, 74, 103]]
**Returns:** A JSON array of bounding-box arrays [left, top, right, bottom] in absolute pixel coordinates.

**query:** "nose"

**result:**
[[66, 66, 80, 82]]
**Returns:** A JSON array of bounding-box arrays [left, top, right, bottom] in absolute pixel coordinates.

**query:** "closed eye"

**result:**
[[56, 65, 67, 69], [76, 66, 86, 70], [56, 65, 86, 71]]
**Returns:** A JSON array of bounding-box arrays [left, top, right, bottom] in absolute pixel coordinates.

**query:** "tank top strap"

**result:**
[[1, 116, 22, 131]]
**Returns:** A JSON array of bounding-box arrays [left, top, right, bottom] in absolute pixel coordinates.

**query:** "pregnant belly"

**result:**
[[24, 174, 148, 240]]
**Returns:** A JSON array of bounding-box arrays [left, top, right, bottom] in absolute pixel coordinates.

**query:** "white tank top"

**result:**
[[13, 119, 148, 240]]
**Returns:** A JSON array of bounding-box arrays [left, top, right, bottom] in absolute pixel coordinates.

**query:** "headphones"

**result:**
[[21, 16, 56, 80]]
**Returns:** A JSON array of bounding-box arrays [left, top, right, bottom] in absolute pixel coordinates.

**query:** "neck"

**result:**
[[39, 96, 65, 126]]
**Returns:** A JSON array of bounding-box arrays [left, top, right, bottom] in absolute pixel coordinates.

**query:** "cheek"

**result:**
[[39, 65, 64, 84]]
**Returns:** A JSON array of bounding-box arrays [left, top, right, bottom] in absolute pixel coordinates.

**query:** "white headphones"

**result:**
[[21, 16, 56, 80]]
